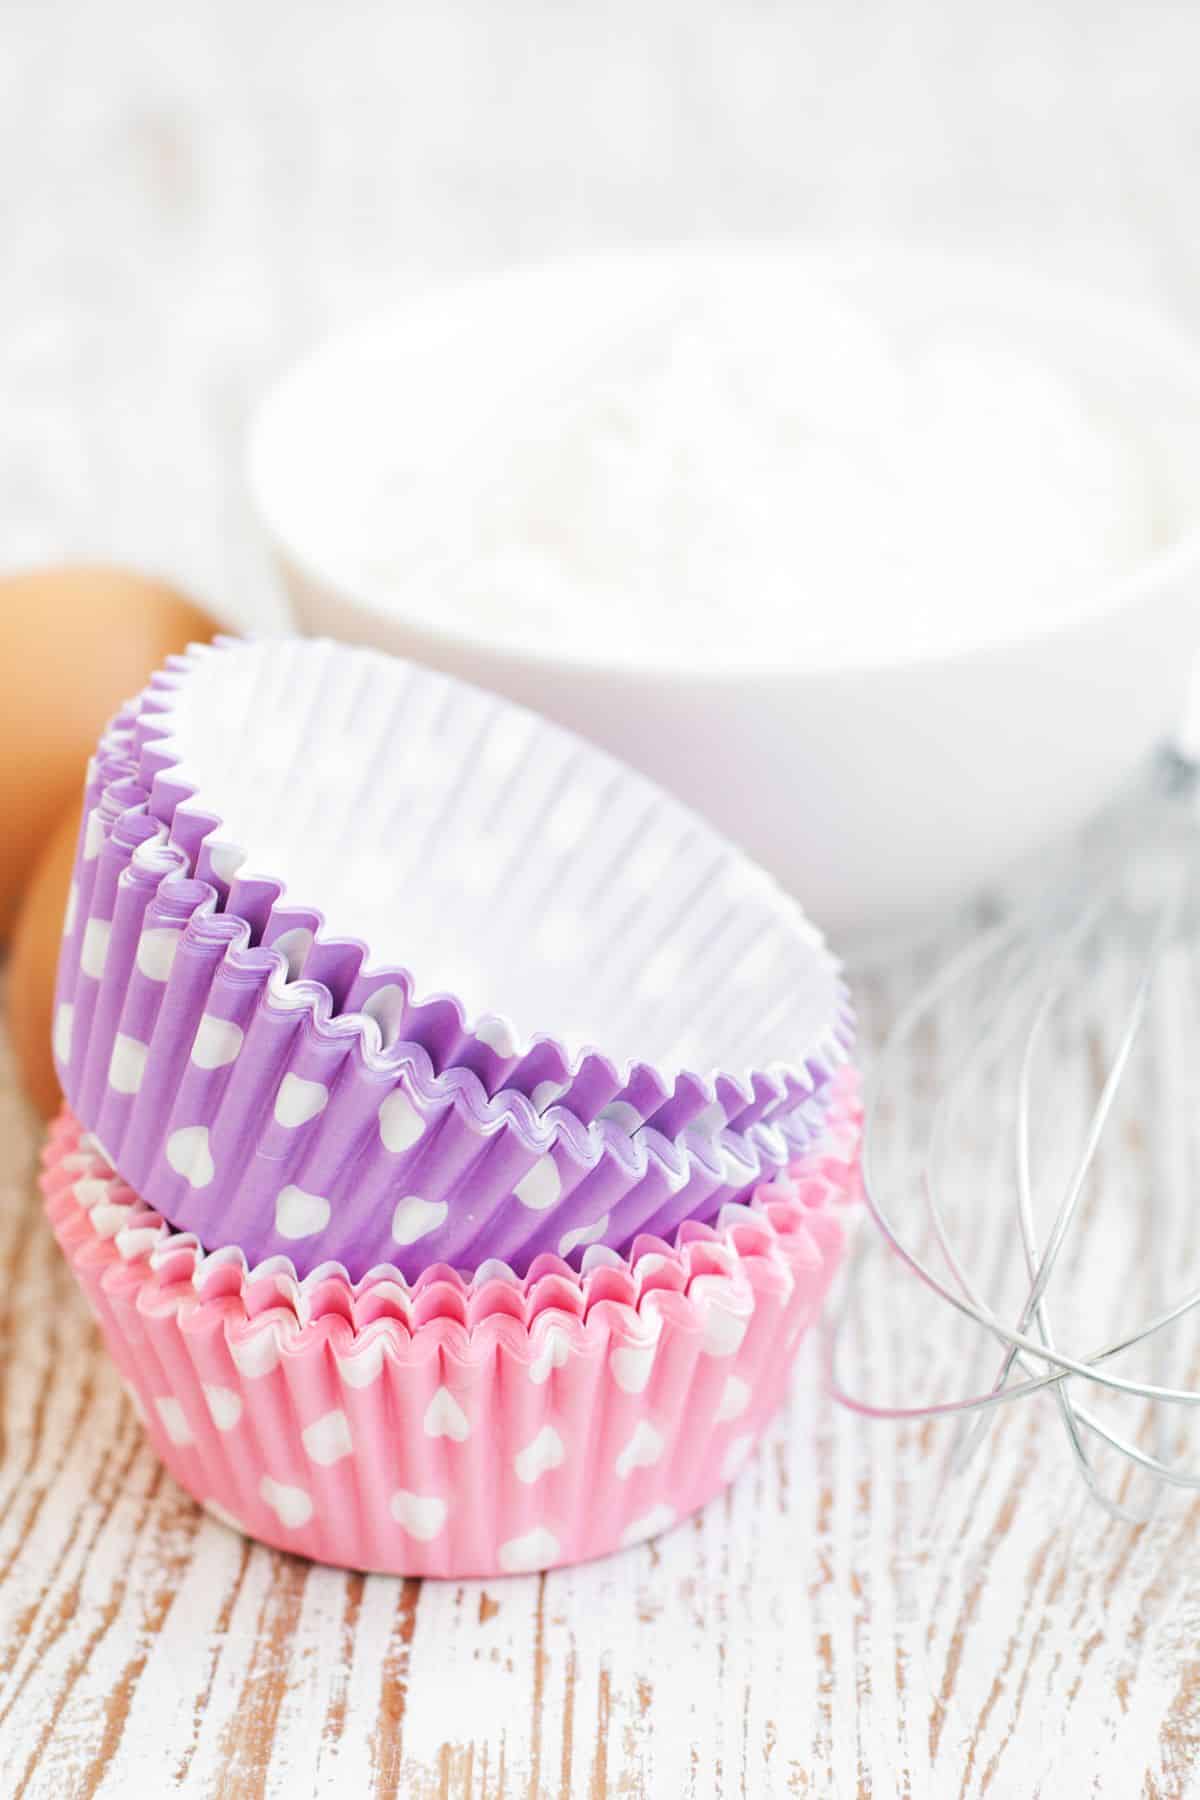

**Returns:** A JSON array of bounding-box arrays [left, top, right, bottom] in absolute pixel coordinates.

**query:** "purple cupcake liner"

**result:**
[[104, 638, 853, 1138], [53, 636, 853, 1279], [54, 790, 838, 1281]]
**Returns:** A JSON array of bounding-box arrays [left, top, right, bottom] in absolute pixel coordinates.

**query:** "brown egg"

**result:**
[[6, 802, 81, 1117], [0, 565, 219, 945]]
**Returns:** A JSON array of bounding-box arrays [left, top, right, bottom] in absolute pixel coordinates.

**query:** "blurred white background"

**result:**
[[2, 0, 1197, 627]]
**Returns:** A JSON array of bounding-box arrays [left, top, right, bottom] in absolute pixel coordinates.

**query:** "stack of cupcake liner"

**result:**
[[45, 636, 861, 1574]]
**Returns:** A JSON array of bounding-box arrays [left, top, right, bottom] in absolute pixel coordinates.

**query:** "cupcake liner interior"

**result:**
[[134, 638, 850, 1099]]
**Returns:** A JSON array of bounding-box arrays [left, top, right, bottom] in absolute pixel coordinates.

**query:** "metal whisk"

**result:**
[[827, 743, 1200, 1520]]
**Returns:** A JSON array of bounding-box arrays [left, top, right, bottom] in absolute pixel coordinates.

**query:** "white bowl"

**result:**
[[247, 245, 1200, 941]]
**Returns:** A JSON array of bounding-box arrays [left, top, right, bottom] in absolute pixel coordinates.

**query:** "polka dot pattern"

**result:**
[[391, 1195, 447, 1246], [378, 1090, 424, 1153], [390, 1491, 449, 1542], [514, 1156, 561, 1213], [44, 1083, 861, 1576], [514, 1426, 565, 1485], [108, 1035, 148, 1095], [259, 1476, 314, 1529], [275, 1186, 331, 1240], [154, 1397, 193, 1447], [273, 1074, 330, 1127], [165, 1126, 215, 1189], [499, 1528, 561, 1573], [423, 1387, 470, 1442], [302, 1410, 353, 1467], [136, 928, 179, 982], [615, 1420, 665, 1479], [190, 1015, 243, 1069], [203, 1386, 243, 1432], [80, 918, 110, 980]]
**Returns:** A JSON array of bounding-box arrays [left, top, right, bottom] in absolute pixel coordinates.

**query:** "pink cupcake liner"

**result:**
[[42, 1074, 861, 1577], [53, 702, 844, 1277]]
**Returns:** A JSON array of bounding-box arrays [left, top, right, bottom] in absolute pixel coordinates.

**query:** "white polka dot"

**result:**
[[702, 1305, 748, 1359], [391, 1195, 447, 1246], [390, 1489, 448, 1541], [335, 1338, 389, 1389], [498, 1526, 560, 1573], [154, 1397, 193, 1446], [275, 1186, 331, 1240], [476, 1014, 518, 1059], [108, 1034, 148, 1095], [610, 1341, 657, 1396], [230, 1329, 281, 1379], [80, 917, 111, 980], [514, 1425, 565, 1485], [190, 1015, 244, 1069], [165, 1126, 215, 1189], [423, 1387, 470, 1442], [378, 1090, 424, 1153], [271, 927, 313, 980], [137, 928, 179, 982], [203, 1498, 248, 1537], [558, 1214, 610, 1259], [202, 1386, 243, 1431], [721, 1434, 755, 1483], [64, 882, 78, 937], [273, 1073, 329, 1127], [529, 1328, 571, 1385], [716, 1376, 751, 1423], [83, 810, 104, 861], [616, 1420, 665, 1479], [620, 1504, 677, 1548], [531, 1081, 566, 1112], [259, 1475, 314, 1529], [53, 1003, 74, 1066], [514, 1156, 561, 1212], [301, 1409, 352, 1466]]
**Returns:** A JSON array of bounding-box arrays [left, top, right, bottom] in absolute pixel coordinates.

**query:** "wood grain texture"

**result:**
[[3, 1, 1200, 1792], [4, 933, 1200, 1799]]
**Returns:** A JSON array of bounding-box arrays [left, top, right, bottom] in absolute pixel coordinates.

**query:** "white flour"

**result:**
[[355, 266, 1162, 666]]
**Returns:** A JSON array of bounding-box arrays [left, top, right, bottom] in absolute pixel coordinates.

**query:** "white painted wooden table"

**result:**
[[2, 2, 1200, 1792]]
